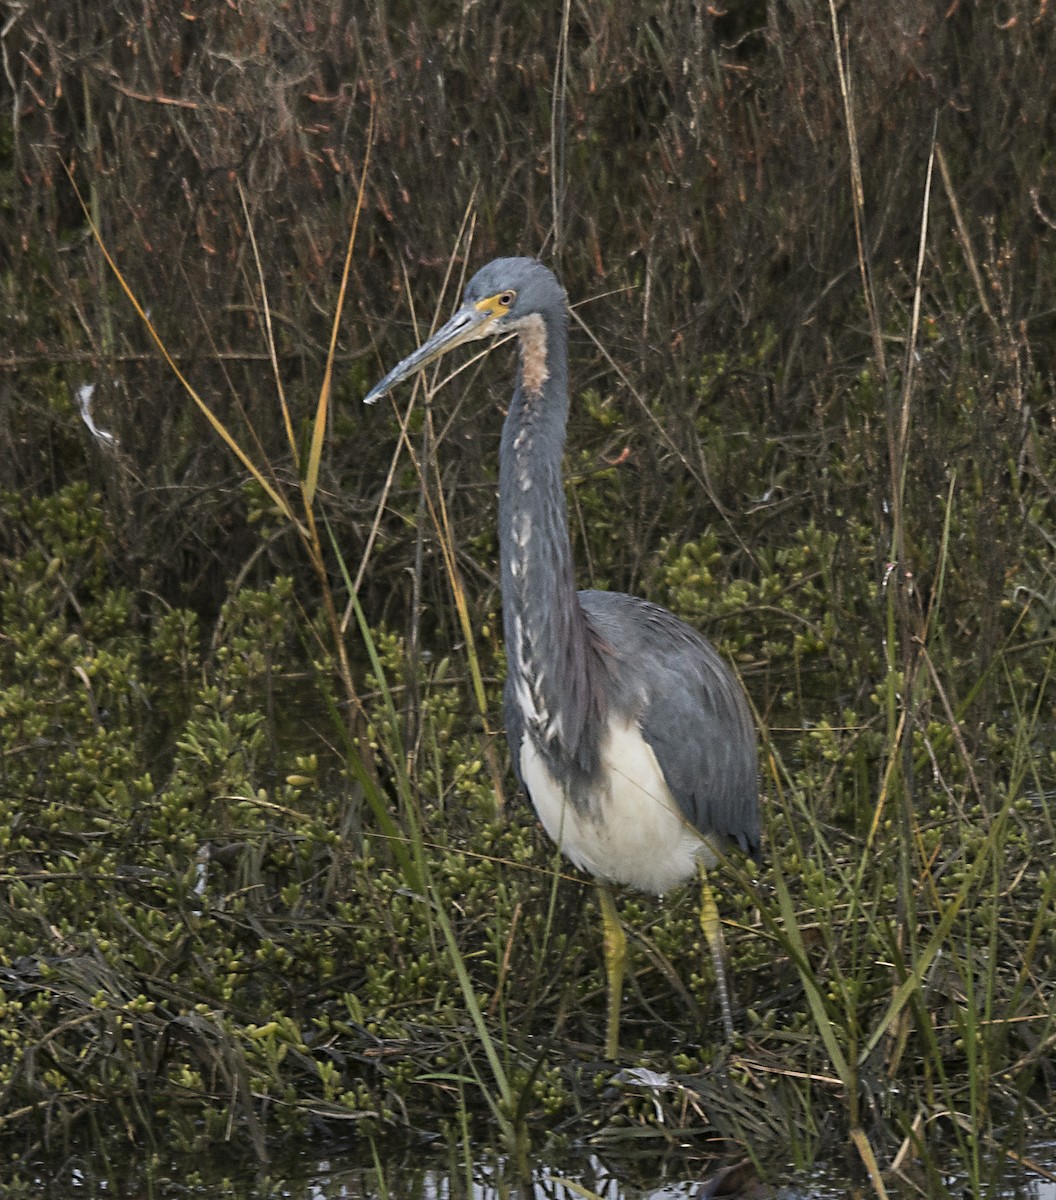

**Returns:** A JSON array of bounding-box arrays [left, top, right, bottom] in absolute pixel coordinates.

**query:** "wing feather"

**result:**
[[578, 590, 760, 857]]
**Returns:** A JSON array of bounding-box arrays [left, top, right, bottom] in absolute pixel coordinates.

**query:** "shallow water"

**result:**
[[9, 1141, 1056, 1200]]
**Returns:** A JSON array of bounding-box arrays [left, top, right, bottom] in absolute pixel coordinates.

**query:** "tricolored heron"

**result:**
[[365, 258, 760, 1057]]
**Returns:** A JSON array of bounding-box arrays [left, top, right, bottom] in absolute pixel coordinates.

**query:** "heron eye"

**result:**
[[498, 290, 516, 308]]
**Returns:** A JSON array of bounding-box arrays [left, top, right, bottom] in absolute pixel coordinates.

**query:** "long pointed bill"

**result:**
[[364, 302, 499, 405]]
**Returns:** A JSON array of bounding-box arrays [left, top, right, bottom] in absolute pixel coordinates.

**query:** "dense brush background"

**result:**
[[1, 1, 1055, 1193]]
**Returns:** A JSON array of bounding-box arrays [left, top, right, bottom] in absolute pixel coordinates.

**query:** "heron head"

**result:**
[[364, 257, 564, 404]]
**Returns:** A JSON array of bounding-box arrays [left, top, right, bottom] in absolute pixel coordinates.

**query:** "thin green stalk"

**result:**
[[351, 618, 426, 889], [327, 515, 520, 1148], [859, 799, 1011, 1064], [368, 1139, 391, 1200], [430, 896, 516, 1122], [770, 848, 853, 1098]]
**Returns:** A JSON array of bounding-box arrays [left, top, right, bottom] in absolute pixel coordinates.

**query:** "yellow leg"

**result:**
[[699, 867, 735, 1041], [597, 883, 626, 1060]]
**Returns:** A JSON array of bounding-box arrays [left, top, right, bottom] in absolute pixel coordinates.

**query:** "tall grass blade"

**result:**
[[770, 851, 853, 1092], [849, 1127, 890, 1200], [65, 165, 301, 532], [859, 800, 1011, 1064], [306, 96, 376, 507], [430, 890, 515, 1118], [236, 178, 298, 469]]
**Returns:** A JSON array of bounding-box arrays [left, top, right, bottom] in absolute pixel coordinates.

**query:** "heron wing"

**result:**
[[503, 674, 527, 788], [578, 590, 760, 857]]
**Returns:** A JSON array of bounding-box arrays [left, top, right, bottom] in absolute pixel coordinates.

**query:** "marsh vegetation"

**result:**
[[1, 2, 1055, 1195]]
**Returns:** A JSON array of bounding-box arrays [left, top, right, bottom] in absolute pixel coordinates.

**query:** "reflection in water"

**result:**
[[299, 1147, 1056, 1200], [8, 1142, 1056, 1199]]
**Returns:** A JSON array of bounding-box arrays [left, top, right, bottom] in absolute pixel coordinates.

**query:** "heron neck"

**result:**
[[498, 312, 602, 773]]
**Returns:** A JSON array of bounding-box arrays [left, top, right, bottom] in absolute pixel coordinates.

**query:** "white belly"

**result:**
[[521, 715, 715, 895]]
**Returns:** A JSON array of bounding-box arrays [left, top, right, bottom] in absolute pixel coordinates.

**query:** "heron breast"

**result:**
[[517, 313, 550, 395], [521, 715, 716, 895]]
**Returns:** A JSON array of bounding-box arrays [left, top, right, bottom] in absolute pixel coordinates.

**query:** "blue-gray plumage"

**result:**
[[365, 257, 760, 1055]]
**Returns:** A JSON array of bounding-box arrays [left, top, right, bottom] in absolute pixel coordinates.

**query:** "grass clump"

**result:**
[[0, 486, 554, 1156]]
